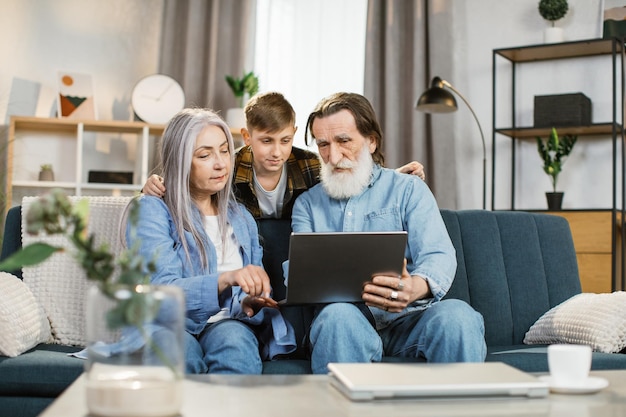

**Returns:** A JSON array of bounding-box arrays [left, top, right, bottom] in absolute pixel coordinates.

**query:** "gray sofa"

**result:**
[[2, 204, 626, 417]]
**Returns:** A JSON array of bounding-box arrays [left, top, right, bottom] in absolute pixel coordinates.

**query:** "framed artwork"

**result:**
[[603, 3, 626, 39], [57, 71, 97, 119], [5, 77, 40, 124]]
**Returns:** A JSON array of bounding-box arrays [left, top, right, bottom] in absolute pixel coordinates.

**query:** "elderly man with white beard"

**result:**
[[291, 92, 487, 374]]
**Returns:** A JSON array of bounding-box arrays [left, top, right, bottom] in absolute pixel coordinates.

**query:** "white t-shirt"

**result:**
[[203, 215, 243, 323], [253, 164, 287, 218]]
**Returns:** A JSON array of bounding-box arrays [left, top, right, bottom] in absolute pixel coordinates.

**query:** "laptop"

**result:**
[[282, 231, 408, 305], [328, 362, 549, 401]]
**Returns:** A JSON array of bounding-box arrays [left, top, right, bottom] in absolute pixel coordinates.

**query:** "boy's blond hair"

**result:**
[[244, 92, 296, 133]]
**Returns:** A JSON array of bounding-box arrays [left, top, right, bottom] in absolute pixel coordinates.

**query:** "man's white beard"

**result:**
[[320, 145, 374, 199]]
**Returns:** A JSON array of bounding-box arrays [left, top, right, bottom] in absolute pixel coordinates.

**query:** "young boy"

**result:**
[[142, 92, 425, 219]]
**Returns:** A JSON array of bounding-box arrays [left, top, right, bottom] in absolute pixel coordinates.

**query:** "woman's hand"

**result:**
[[143, 174, 166, 197], [219, 265, 277, 317], [218, 264, 272, 298]]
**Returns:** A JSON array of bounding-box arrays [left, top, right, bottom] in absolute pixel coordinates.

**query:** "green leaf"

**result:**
[[225, 71, 259, 98], [225, 75, 244, 97], [242, 71, 259, 96], [536, 127, 577, 192], [0, 242, 63, 271], [73, 198, 89, 223]]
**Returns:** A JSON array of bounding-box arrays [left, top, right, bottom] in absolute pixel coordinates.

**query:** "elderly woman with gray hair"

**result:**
[[128, 108, 295, 374]]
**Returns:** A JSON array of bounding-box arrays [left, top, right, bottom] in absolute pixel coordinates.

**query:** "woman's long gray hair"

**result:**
[[159, 108, 238, 270]]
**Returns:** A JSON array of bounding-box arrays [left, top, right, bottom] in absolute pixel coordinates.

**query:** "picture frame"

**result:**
[[603, 2, 626, 39], [57, 71, 97, 119]]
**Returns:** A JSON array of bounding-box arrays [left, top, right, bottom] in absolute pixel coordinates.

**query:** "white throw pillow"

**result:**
[[524, 291, 626, 353], [0, 272, 52, 357]]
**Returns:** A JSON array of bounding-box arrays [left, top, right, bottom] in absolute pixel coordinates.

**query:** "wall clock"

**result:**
[[131, 74, 185, 124]]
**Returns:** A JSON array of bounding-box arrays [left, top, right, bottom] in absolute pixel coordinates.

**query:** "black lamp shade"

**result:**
[[416, 77, 458, 113]]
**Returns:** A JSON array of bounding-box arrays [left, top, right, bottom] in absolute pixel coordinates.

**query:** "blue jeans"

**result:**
[[308, 299, 486, 374], [184, 319, 263, 374]]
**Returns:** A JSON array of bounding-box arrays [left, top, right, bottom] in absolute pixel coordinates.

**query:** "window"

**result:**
[[254, 0, 367, 149]]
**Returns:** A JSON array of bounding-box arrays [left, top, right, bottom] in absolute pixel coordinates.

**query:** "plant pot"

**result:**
[[38, 169, 54, 181], [85, 284, 185, 417], [225, 107, 246, 130], [544, 27, 564, 43], [546, 192, 564, 211]]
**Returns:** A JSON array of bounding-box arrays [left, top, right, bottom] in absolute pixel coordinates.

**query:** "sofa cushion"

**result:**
[[0, 344, 83, 397], [441, 210, 581, 346], [524, 291, 626, 353], [0, 272, 51, 357]]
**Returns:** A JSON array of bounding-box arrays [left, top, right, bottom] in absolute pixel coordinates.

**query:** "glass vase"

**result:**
[[85, 284, 185, 417]]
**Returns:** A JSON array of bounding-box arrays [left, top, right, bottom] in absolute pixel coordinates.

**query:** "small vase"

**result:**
[[546, 192, 564, 211], [85, 284, 185, 417], [38, 169, 54, 181], [225, 107, 246, 130], [544, 27, 564, 44]]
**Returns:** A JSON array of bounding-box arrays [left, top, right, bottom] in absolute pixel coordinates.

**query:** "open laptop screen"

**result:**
[[283, 231, 407, 305]]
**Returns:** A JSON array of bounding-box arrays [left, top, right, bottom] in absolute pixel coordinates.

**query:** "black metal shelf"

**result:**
[[494, 38, 617, 63], [491, 37, 626, 291]]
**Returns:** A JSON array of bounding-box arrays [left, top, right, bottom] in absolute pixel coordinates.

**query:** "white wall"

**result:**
[[0, 0, 618, 211], [434, 0, 614, 210], [0, 0, 163, 205], [0, 0, 163, 122]]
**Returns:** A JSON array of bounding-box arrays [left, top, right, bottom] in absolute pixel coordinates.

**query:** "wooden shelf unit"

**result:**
[[5, 117, 244, 213], [5, 116, 167, 211], [546, 210, 622, 293]]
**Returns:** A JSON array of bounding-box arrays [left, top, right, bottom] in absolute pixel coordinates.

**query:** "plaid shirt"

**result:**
[[233, 145, 321, 219]]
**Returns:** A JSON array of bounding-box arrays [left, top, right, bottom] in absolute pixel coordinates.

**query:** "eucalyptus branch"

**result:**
[[0, 190, 179, 377], [0, 190, 155, 329]]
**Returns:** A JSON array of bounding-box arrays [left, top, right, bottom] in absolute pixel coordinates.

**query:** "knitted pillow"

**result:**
[[21, 196, 131, 346], [524, 291, 626, 353], [0, 272, 52, 357]]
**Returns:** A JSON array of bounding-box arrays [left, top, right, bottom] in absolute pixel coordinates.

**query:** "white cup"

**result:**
[[548, 344, 592, 386]]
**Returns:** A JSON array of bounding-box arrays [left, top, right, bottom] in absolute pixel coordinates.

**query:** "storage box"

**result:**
[[534, 93, 592, 128]]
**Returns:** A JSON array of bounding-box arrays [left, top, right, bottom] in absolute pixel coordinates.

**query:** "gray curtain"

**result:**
[[364, 0, 457, 208], [159, 0, 256, 114]]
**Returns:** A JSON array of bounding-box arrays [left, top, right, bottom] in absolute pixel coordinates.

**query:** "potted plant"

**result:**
[[0, 190, 185, 417], [538, 0, 569, 43], [226, 71, 259, 108], [224, 71, 259, 129], [536, 127, 577, 210], [38, 164, 54, 181]]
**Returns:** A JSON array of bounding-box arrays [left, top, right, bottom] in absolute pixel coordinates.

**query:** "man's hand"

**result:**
[[361, 259, 431, 312], [241, 295, 278, 317], [396, 161, 426, 181], [143, 174, 166, 197]]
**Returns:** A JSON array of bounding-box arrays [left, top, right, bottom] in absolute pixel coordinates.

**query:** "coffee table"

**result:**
[[39, 370, 626, 417]]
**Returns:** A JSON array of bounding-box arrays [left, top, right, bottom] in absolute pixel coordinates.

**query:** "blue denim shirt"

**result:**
[[289, 165, 457, 329], [129, 196, 295, 359]]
